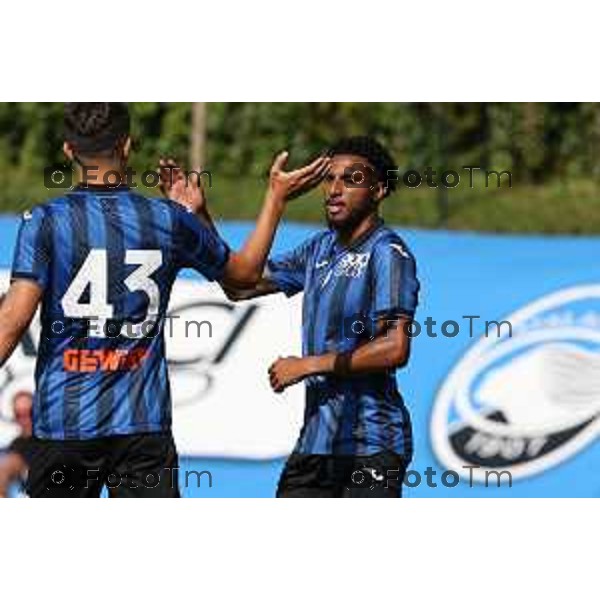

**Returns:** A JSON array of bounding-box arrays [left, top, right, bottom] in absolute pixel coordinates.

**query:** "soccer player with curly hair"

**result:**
[[223, 136, 421, 497]]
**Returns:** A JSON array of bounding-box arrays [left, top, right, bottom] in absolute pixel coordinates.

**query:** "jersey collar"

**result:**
[[71, 183, 131, 193], [333, 216, 385, 254]]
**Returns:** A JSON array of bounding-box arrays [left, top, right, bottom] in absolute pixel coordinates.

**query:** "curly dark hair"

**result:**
[[327, 136, 397, 195], [64, 102, 130, 156]]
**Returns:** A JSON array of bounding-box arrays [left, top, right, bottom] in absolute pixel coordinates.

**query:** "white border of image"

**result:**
[[1, 1, 597, 101], [2, 500, 598, 599]]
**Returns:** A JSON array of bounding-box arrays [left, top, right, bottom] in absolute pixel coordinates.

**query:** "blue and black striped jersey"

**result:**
[[11, 185, 230, 440], [267, 219, 420, 457]]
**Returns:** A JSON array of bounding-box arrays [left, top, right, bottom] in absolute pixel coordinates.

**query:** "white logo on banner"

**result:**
[[0, 273, 304, 458], [431, 285, 600, 481]]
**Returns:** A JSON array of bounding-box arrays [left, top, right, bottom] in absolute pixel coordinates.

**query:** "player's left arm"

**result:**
[[269, 240, 420, 393], [0, 280, 42, 368]]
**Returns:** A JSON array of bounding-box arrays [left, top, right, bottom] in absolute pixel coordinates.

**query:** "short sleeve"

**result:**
[[266, 235, 319, 297], [370, 238, 420, 320], [173, 206, 231, 281], [11, 207, 51, 290]]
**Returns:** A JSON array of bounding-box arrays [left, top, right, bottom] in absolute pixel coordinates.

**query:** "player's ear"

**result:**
[[63, 142, 75, 162], [372, 181, 387, 204]]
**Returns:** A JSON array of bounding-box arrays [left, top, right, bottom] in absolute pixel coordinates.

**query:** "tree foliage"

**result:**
[[0, 102, 598, 233]]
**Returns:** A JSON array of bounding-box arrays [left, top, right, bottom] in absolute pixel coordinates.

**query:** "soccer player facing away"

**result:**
[[225, 137, 420, 497], [0, 103, 328, 497]]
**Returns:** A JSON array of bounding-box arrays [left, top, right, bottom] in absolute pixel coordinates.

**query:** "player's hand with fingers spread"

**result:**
[[268, 151, 331, 203], [268, 356, 313, 393], [159, 158, 208, 215], [159, 157, 182, 197]]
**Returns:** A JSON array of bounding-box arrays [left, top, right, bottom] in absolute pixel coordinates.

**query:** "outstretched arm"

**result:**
[[0, 281, 42, 369], [164, 152, 330, 290], [220, 276, 281, 301]]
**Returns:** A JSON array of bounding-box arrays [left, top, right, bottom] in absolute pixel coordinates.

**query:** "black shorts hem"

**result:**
[[26, 432, 180, 498], [276, 452, 408, 498]]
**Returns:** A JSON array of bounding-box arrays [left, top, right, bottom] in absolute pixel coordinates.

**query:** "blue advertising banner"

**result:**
[[1, 215, 600, 497]]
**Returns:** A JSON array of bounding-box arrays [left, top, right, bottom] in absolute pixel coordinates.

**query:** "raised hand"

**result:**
[[268, 152, 331, 202], [159, 158, 207, 215]]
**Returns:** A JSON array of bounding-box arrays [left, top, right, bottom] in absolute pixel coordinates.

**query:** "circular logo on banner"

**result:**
[[431, 285, 600, 481]]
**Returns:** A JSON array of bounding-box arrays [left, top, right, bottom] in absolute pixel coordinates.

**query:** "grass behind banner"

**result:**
[[1, 173, 599, 234]]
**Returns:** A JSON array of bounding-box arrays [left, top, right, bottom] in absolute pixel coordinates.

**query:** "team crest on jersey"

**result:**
[[334, 252, 370, 279], [431, 285, 600, 481]]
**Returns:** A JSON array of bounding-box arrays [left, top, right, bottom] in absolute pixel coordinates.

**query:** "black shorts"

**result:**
[[276, 452, 408, 498], [26, 432, 180, 498]]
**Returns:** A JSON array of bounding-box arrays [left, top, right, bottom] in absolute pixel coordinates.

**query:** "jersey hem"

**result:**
[[32, 423, 171, 441]]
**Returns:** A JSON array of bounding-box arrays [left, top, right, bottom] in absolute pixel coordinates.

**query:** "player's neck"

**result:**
[[75, 160, 127, 187], [335, 213, 381, 248]]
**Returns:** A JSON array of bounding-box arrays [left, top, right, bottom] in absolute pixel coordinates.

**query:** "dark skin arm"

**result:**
[[268, 317, 413, 393], [220, 276, 281, 301], [160, 153, 330, 289], [0, 280, 43, 369]]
